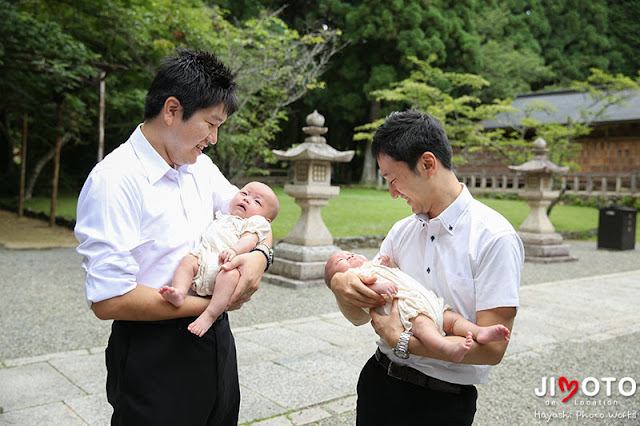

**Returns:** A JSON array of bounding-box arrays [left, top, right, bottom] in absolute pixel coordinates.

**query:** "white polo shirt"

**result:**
[[75, 125, 238, 306], [377, 184, 524, 385]]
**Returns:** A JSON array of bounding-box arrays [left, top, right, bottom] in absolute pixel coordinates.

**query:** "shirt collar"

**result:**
[[414, 183, 472, 235], [130, 124, 186, 184]]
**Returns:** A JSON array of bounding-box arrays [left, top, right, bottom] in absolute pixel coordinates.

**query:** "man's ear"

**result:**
[[419, 152, 437, 177], [163, 97, 182, 125]]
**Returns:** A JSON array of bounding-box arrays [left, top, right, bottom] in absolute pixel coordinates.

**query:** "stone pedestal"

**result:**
[[509, 138, 577, 263], [518, 232, 577, 263], [282, 185, 339, 246], [262, 242, 341, 288], [266, 110, 355, 288]]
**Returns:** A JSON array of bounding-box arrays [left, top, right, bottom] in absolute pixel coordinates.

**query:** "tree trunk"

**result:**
[[0, 110, 12, 174], [546, 187, 566, 217], [98, 70, 106, 161], [50, 101, 63, 226], [19, 114, 28, 217], [359, 100, 380, 185], [24, 132, 71, 201]]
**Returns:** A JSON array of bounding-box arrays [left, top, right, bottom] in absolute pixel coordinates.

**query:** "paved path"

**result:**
[[2, 269, 640, 425]]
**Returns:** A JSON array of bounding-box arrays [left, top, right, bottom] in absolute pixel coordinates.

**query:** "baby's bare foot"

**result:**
[[475, 324, 510, 344], [159, 286, 185, 307], [188, 312, 217, 337], [448, 332, 473, 363]]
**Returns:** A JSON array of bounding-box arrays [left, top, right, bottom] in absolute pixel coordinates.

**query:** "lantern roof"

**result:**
[[509, 138, 569, 174], [272, 110, 354, 163]]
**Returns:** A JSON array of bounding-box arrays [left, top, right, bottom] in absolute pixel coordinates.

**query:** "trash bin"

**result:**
[[597, 206, 637, 250]]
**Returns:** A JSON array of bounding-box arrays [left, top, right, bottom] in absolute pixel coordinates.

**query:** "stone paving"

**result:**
[[2, 269, 640, 425]]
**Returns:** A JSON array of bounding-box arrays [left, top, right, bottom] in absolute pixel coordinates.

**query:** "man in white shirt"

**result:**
[[329, 110, 524, 425], [75, 49, 271, 425]]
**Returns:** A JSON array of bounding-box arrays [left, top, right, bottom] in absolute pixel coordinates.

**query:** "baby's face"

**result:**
[[229, 182, 276, 220], [326, 251, 368, 276]]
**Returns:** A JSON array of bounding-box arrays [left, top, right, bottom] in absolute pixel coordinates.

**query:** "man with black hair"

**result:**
[[75, 49, 271, 425], [329, 110, 524, 425]]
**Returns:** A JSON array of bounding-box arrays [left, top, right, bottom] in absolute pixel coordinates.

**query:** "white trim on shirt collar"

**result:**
[[412, 183, 473, 235], [130, 124, 173, 185]]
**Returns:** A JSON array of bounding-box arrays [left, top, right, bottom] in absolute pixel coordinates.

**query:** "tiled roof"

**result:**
[[483, 89, 640, 129]]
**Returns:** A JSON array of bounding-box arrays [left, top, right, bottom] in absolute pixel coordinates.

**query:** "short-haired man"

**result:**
[[75, 49, 272, 425], [329, 110, 524, 425]]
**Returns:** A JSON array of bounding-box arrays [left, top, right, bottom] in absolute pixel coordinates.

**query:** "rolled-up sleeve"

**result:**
[[75, 170, 143, 306]]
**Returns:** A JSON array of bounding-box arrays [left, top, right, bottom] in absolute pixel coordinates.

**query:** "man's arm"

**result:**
[[91, 284, 211, 321], [370, 301, 516, 365]]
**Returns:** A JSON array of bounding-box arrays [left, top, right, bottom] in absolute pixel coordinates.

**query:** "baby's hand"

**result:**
[[219, 248, 237, 264], [367, 280, 398, 299], [378, 254, 398, 268]]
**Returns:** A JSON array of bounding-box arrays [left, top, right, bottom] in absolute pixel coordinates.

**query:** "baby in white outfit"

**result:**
[[324, 251, 510, 362], [160, 181, 279, 337]]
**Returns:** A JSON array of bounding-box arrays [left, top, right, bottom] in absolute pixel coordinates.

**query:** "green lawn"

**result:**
[[4, 187, 638, 242]]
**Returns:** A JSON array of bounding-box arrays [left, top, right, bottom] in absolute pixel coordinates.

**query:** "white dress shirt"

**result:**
[[377, 184, 524, 385], [75, 125, 238, 306]]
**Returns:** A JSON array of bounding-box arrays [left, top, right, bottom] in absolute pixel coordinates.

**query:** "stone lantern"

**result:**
[[509, 138, 576, 262], [264, 110, 355, 288]]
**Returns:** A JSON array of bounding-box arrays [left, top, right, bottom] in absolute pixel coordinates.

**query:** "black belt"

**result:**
[[116, 312, 227, 328], [374, 348, 467, 394]]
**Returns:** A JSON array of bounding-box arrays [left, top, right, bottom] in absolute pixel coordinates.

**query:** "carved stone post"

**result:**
[[263, 110, 355, 288], [509, 138, 577, 263]]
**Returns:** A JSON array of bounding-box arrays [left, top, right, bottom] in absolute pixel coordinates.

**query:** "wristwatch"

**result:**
[[258, 242, 274, 265], [393, 330, 412, 359]]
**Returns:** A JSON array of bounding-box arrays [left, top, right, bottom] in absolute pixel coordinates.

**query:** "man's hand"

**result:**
[[328, 271, 386, 326], [221, 250, 266, 311], [370, 299, 403, 346], [330, 271, 385, 308]]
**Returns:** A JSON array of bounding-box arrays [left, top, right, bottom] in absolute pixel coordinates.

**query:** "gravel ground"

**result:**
[[1, 240, 638, 360]]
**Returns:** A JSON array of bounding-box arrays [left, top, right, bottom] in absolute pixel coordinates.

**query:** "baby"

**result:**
[[324, 251, 510, 362], [160, 181, 279, 336]]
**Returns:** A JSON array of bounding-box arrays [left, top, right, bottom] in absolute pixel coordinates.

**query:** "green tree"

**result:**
[[205, 8, 342, 180], [607, 0, 640, 77], [0, 0, 100, 198], [473, 5, 553, 102], [354, 56, 518, 168], [0, 0, 340, 199], [223, 0, 485, 183]]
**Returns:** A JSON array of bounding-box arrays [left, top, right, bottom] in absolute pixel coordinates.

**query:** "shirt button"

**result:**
[[427, 267, 431, 274], [430, 236, 435, 242], [449, 225, 453, 231]]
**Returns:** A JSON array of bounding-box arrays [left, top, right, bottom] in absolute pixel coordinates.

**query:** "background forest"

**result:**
[[1, 0, 639, 201]]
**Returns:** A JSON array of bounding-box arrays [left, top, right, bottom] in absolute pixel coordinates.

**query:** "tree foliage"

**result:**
[[0, 0, 340, 197], [1, 0, 639, 198], [354, 56, 519, 167]]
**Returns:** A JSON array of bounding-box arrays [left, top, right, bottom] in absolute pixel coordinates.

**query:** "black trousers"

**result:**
[[356, 354, 478, 425], [106, 313, 239, 426]]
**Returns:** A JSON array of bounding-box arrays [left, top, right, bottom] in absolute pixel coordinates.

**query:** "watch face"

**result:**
[[393, 348, 410, 359]]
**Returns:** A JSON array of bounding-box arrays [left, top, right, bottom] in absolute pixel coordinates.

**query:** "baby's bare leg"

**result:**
[[188, 268, 239, 337], [160, 255, 199, 307], [442, 310, 510, 343], [367, 280, 398, 298], [411, 314, 473, 363]]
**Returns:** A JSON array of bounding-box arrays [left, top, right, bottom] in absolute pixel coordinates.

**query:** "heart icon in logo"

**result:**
[[559, 376, 578, 402]]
